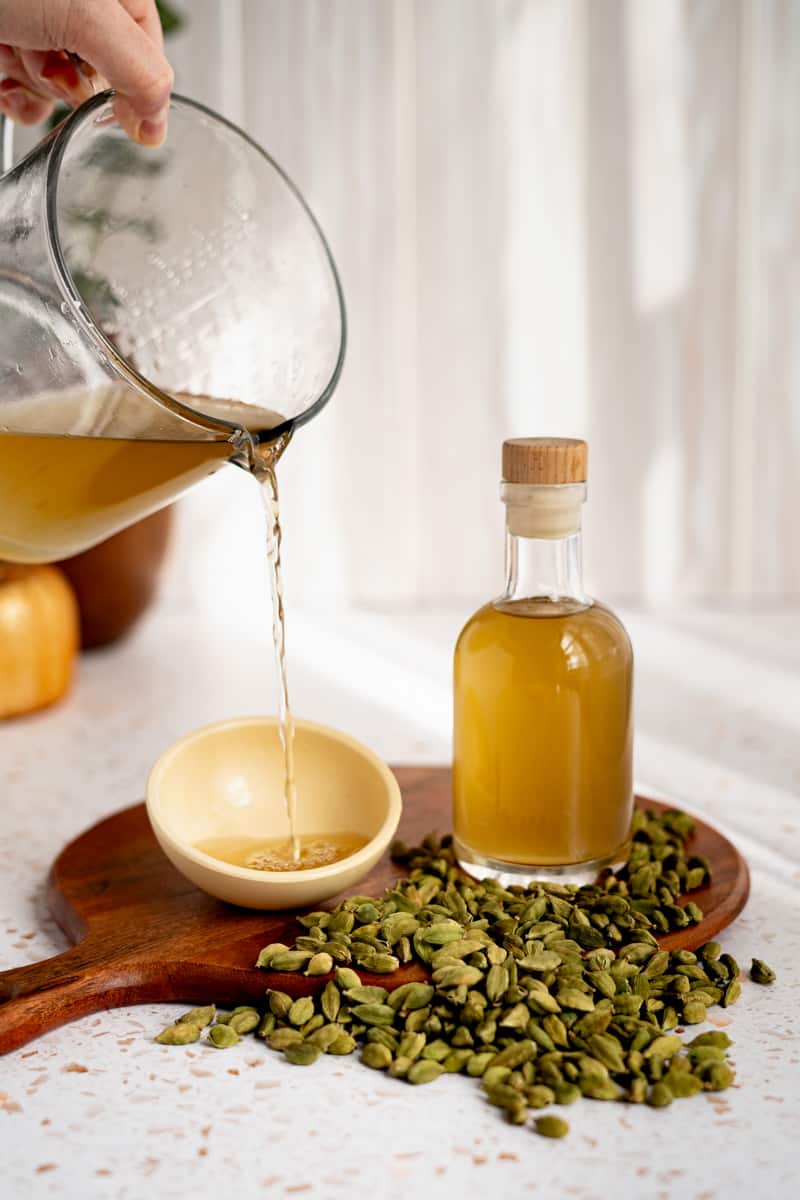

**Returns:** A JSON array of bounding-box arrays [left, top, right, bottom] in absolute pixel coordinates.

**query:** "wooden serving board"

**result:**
[[0, 769, 749, 1055]]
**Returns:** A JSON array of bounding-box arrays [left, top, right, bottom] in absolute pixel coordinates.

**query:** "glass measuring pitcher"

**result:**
[[0, 92, 345, 563]]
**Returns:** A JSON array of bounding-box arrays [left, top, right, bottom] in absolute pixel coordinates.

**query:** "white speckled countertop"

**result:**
[[1, 603, 799, 1199]]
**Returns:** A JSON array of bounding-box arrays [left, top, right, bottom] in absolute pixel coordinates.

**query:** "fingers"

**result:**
[[0, 1, 174, 145], [19, 49, 95, 107], [118, 0, 165, 51], [0, 77, 54, 125], [0, 45, 55, 125], [63, 1, 174, 145]]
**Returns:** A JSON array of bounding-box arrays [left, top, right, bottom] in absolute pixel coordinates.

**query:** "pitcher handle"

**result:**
[[1, 110, 13, 174]]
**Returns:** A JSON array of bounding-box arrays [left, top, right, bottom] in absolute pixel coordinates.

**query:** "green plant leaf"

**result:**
[[157, 1, 185, 36]]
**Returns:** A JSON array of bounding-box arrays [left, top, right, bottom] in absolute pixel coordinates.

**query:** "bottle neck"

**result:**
[[500, 482, 588, 605], [502, 530, 586, 604]]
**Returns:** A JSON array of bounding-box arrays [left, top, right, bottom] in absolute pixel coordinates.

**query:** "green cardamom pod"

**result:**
[[345, 985, 388, 1005], [176, 1005, 216, 1029], [533, 1116, 569, 1139], [334, 967, 361, 991], [557, 988, 594, 1013], [542, 1016, 569, 1047], [688, 1046, 726, 1067], [517, 950, 562, 972], [369, 954, 400, 974], [525, 1085, 555, 1109], [305, 952, 334, 977], [586, 1034, 626, 1074], [750, 958, 776, 985], [228, 1008, 260, 1035], [466, 1051, 495, 1077], [482, 1065, 512, 1090], [257, 1012, 276, 1039], [553, 1082, 581, 1106], [327, 1034, 357, 1055], [647, 1082, 673, 1108], [288, 997, 315, 1027], [420, 1038, 450, 1062], [388, 982, 434, 1013], [704, 1062, 736, 1091], [688, 1030, 732, 1050], [388, 1055, 412, 1078], [208, 1024, 240, 1049], [719, 952, 739, 978], [404, 1007, 430, 1033], [267, 990, 294, 1018], [307, 1023, 345, 1051], [442, 1049, 473, 1073], [665, 1070, 702, 1098], [269, 950, 313, 972], [489, 1040, 536, 1070], [682, 1000, 707, 1025], [361, 1042, 393, 1070], [350, 1003, 396, 1027], [660, 1005, 679, 1031], [433, 964, 483, 990], [328, 911, 355, 934], [485, 964, 510, 1003], [255, 942, 289, 968], [407, 1060, 445, 1085], [284, 1042, 323, 1066], [366, 1027, 399, 1051], [581, 1079, 622, 1101], [320, 980, 341, 1023], [155, 1023, 200, 1045], [380, 913, 420, 944], [644, 1034, 683, 1060], [486, 1083, 525, 1111], [297, 912, 330, 929], [268, 1028, 303, 1050], [499, 1003, 530, 1030]]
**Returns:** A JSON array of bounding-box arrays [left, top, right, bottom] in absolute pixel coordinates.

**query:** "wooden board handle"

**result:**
[[0, 943, 114, 1055]]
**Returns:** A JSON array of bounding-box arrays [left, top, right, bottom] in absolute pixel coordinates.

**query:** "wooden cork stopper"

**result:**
[[502, 438, 588, 485]]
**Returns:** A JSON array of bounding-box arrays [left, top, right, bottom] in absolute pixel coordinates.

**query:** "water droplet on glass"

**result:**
[[60, 301, 69, 315], [15, 363, 23, 374]]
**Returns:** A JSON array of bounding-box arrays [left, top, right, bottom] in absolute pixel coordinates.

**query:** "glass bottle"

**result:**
[[453, 438, 633, 884]]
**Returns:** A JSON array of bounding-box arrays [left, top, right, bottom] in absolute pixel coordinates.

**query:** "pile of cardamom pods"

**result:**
[[155, 807, 776, 1138]]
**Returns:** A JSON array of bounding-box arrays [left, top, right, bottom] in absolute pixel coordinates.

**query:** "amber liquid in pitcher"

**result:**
[[453, 597, 633, 872], [0, 388, 285, 563]]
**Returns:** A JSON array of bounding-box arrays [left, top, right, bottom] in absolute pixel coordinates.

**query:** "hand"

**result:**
[[0, 1, 173, 146]]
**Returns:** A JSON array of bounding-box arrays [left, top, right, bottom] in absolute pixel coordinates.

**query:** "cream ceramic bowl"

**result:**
[[146, 716, 402, 910]]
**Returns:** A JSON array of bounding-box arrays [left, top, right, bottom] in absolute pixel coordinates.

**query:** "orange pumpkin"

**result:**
[[0, 564, 80, 718]]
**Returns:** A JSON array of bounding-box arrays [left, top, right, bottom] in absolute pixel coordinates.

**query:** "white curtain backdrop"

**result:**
[[159, 0, 800, 619]]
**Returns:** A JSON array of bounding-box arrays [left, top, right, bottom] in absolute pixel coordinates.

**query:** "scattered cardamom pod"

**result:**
[[750, 958, 776, 985], [533, 1116, 569, 1138]]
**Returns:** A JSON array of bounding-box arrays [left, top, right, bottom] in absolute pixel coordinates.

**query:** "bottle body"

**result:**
[[453, 595, 633, 879]]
